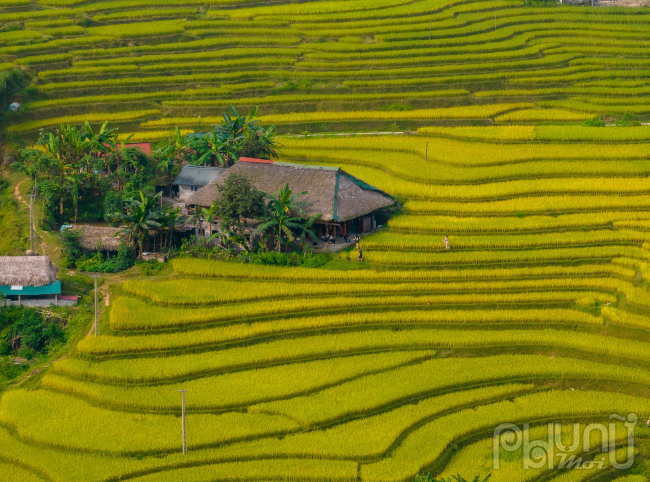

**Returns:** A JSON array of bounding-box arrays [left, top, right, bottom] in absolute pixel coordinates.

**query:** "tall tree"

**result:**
[[212, 173, 265, 243]]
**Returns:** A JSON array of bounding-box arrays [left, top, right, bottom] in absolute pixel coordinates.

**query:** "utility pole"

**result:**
[[89, 274, 100, 336], [371, 59, 375, 70], [178, 389, 188, 454], [28, 192, 35, 253]]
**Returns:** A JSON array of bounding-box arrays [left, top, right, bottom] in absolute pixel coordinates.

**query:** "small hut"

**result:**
[[73, 225, 123, 252], [187, 158, 395, 238], [173, 165, 227, 202], [0, 256, 69, 306]]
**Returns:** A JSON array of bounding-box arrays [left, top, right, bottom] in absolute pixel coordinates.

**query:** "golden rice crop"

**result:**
[[163, 390, 639, 469], [0, 462, 43, 482], [162, 89, 469, 107], [39, 64, 139, 79], [119, 276, 627, 307], [280, 135, 650, 168], [361, 230, 650, 251], [42, 26, 85, 37], [418, 125, 536, 141], [72, 48, 303, 67], [0, 423, 349, 482], [7, 110, 161, 133], [42, 351, 433, 411], [86, 20, 187, 38], [362, 246, 649, 268], [92, 8, 197, 22], [283, 148, 650, 184], [362, 392, 644, 482], [80, 307, 605, 355], [0, 389, 300, 454], [142, 104, 532, 127], [495, 108, 593, 123], [323, 163, 650, 200], [172, 257, 634, 283], [404, 196, 650, 215], [112, 294, 609, 331], [227, 384, 536, 460], [251, 355, 650, 425], [120, 459, 357, 482], [602, 306, 650, 329], [388, 212, 650, 234]]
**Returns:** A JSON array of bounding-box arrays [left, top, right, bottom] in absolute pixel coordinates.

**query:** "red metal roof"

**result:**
[[125, 143, 151, 155], [239, 157, 274, 164], [101, 142, 151, 156]]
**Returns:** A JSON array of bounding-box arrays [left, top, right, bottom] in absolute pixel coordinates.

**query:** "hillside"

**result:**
[[2, 0, 650, 481], [1, 0, 649, 137]]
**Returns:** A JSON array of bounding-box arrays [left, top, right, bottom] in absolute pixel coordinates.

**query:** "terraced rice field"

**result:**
[[2, 0, 650, 135], [5, 127, 650, 480], [4, 0, 650, 481]]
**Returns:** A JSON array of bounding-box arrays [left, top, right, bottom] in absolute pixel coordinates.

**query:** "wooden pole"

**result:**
[[29, 194, 34, 253], [178, 389, 188, 454]]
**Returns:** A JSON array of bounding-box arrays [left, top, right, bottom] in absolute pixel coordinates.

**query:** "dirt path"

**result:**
[[14, 178, 48, 256]]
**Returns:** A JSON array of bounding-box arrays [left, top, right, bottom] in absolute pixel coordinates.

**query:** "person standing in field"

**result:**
[[357, 246, 363, 262], [444, 235, 450, 250]]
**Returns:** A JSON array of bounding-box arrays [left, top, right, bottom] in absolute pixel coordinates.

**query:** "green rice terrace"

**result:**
[[3, 0, 650, 481]]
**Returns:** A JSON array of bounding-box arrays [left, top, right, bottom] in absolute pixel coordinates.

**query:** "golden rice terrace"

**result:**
[[2, 0, 650, 481]]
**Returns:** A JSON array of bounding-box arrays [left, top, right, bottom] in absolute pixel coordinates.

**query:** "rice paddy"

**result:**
[[3, 0, 650, 481]]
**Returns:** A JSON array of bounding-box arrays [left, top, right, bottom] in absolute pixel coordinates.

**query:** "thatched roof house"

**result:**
[[72, 225, 123, 251], [0, 256, 58, 287], [187, 158, 394, 226], [0, 256, 67, 306], [174, 165, 227, 202]]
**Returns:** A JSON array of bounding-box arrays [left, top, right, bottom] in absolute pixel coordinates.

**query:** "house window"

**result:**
[[191, 186, 198, 191]]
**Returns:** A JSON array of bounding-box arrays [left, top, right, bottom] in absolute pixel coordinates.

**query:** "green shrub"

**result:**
[[582, 117, 605, 127]]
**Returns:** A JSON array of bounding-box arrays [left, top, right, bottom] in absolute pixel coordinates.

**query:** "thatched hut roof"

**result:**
[[187, 158, 395, 222], [174, 165, 226, 187], [72, 225, 123, 251], [0, 256, 58, 287]]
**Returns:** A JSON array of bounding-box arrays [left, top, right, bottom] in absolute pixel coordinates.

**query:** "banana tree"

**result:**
[[297, 213, 321, 254], [190, 205, 216, 247], [266, 183, 310, 217], [216, 105, 260, 139], [110, 191, 162, 257], [195, 132, 238, 167], [157, 206, 182, 250]]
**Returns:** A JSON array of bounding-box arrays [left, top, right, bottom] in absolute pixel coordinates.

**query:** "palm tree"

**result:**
[[255, 204, 304, 253], [298, 213, 321, 254], [110, 191, 162, 257]]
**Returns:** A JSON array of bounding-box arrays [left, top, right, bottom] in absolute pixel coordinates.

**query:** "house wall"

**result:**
[[177, 185, 197, 201]]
